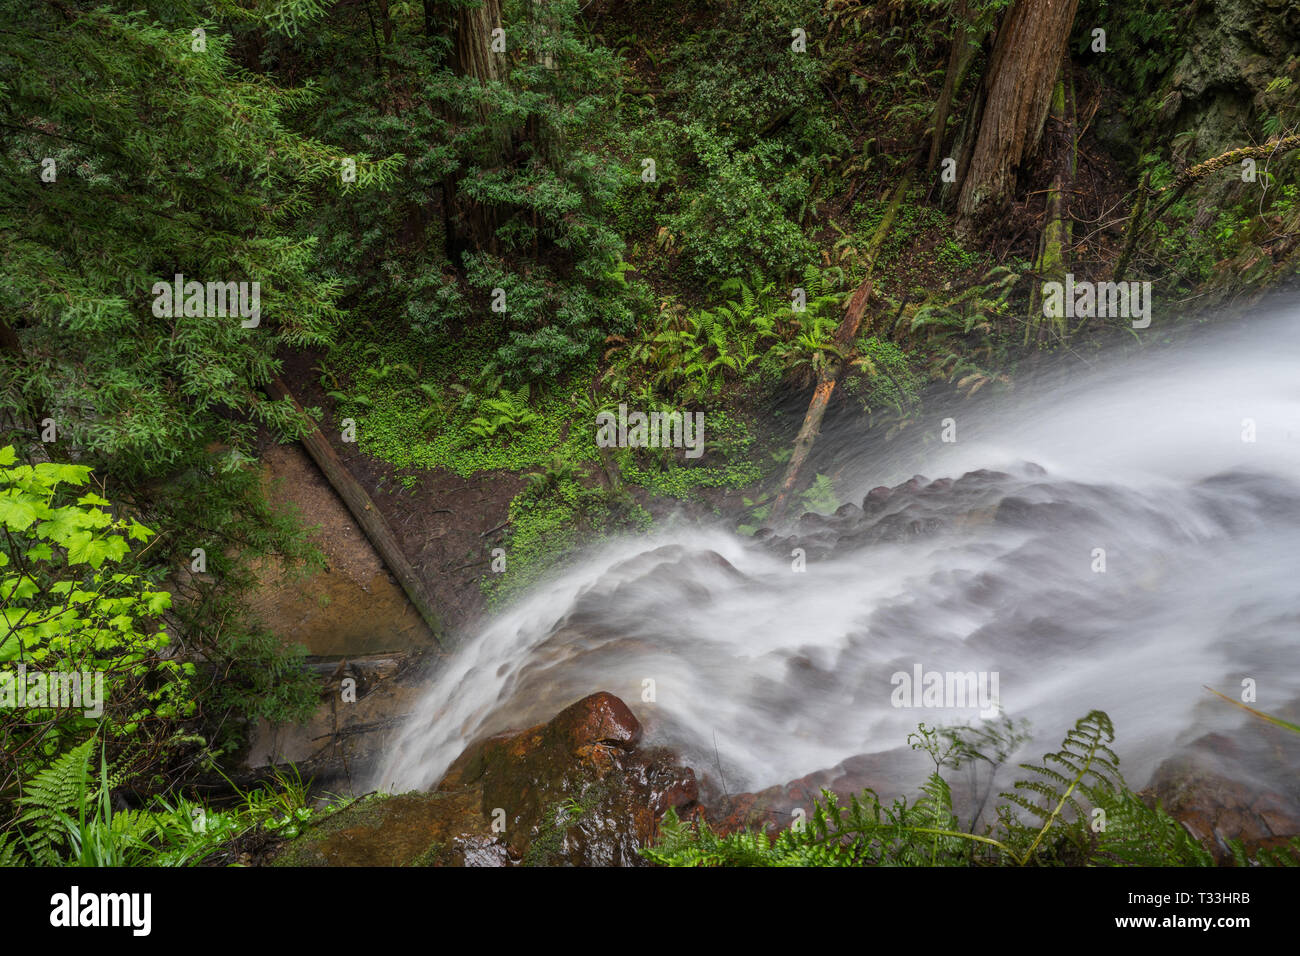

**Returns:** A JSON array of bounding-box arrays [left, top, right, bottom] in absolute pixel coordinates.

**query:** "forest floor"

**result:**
[[275, 348, 523, 633], [273, 347, 761, 640]]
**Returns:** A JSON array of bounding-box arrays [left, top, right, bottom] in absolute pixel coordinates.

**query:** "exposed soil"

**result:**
[[245, 443, 436, 657], [269, 348, 529, 639]]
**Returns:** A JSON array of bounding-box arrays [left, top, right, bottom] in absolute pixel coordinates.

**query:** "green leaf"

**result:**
[[24, 544, 53, 562], [0, 495, 42, 531]]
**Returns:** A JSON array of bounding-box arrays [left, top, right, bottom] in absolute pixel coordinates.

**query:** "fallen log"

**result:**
[[768, 168, 914, 523], [265, 377, 446, 649]]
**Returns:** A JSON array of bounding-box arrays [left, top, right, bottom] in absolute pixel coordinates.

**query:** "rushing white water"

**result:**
[[378, 304, 1300, 798]]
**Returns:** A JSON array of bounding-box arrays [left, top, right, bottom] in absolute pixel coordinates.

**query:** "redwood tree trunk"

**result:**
[[454, 0, 503, 98], [432, 0, 507, 265], [955, 0, 1080, 233]]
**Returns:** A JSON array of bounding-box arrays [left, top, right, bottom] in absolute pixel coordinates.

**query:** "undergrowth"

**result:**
[[643, 711, 1300, 867]]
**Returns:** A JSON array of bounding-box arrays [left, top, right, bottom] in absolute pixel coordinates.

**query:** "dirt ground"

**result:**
[[264, 349, 529, 644], [244, 442, 437, 657]]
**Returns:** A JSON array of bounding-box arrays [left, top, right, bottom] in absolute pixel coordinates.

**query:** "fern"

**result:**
[[57, 753, 156, 867], [0, 832, 19, 866], [1241, 836, 1300, 867], [1000, 710, 1121, 865], [1090, 789, 1215, 866], [641, 711, 1294, 868], [14, 739, 99, 864], [7, 737, 163, 866]]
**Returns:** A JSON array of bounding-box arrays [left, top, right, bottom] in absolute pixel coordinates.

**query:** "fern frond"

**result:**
[[0, 832, 20, 866], [1003, 710, 1121, 865], [15, 739, 96, 862], [1090, 789, 1215, 866]]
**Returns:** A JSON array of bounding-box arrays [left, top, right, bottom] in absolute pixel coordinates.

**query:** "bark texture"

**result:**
[[956, 0, 1081, 233]]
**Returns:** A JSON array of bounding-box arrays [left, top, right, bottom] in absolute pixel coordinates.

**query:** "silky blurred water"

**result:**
[[378, 305, 1300, 796]]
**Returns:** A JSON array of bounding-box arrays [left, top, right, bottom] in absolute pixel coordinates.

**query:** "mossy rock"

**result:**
[[270, 790, 503, 867]]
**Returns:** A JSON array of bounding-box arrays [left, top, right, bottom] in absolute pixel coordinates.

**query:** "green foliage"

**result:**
[[0, 0, 350, 780], [799, 473, 839, 515], [843, 336, 923, 414], [660, 125, 820, 282], [525, 454, 581, 498], [467, 387, 539, 439], [642, 710, 1300, 867], [7, 738, 209, 866], [661, 0, 829, 136], [606, 268, 845, 403], [2, 737, 330, 866], [281, 0, 652, 385], [892, 266, 1019, 394], [0, 0, 393, 477], [616, 410, 765, 500], [342, 364, 594, 478], [1090, 788, 1215, 867], [484, 477, 652, 609], [448, 0, 647, 381], [11, 739, 105, 863], [998, 710, 1122, 864], [847, 193, 949, 275], [767, 312, 843, 386], [1076, 0, 1181, 113], [0, 448, 190, 793], [522, 782, 607, 867]]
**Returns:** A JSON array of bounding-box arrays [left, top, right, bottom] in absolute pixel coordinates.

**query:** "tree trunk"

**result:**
[[454, 0, 503, 92], [767, 281, 871, 525], [0, 320, 22, 356], [434, 0, 507, 265], [1027, 59, 1075, 345], [927, 0, 972, 174], [955, 0, 1080, 234]]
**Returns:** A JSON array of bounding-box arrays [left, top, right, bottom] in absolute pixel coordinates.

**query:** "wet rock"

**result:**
[[953, 468, 1012, 488], [243, 654, 425, 793], [269, 789, 504, 867], [549, 691, 643, 753], [796, 511, 834, 532], [702, 748, 923, 837], [862, 485, 892, 512], [1146, 733, 1300, 862], [272, 693, 697, 867], [992, 496, 1100, 532], [766, 467, 1033, 555]]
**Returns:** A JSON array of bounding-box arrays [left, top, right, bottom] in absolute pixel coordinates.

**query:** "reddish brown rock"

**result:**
[[276, 692, 696, 867], [550, 691, 643, 752], [1146, 744, 1300, 862]]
